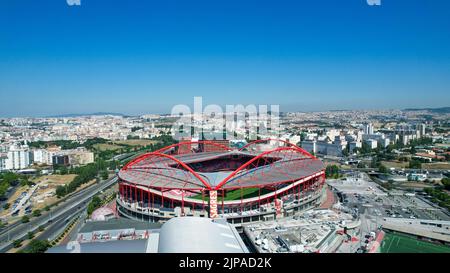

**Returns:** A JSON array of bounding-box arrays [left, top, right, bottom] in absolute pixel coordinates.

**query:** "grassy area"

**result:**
[[93, 140, 158, 152], [381, 161, 409, 169], [92, 143, 123, 152], [191, 187, 272, 201], [113, 139, 157, 146], [397, 182, 435, 190], [380, 232, 450, 253], [422, 163, 450, 170]]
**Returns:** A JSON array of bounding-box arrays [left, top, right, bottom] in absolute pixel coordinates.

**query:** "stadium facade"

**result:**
[[116, 139, 325, 225]]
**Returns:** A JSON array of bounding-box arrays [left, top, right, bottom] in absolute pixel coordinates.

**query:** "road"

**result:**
[[0, 176, 117, 252]]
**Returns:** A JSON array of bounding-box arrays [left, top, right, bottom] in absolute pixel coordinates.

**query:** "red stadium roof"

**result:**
[[119, 139, 324, 190]]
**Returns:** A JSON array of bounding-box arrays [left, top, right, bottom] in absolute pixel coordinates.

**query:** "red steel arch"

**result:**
[[155, 140, 233, 154], [123, 140, 232, 170], [239, 138, 316, 159], [214, 146, 316, 190], [123, 152, 213, 189]]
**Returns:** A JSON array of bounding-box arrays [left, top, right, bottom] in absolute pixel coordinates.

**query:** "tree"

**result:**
[[409, 160, 422, 169], [361, 142, 372, 154], [12, 239, 23, 248], [379, 164, 389, 174], [3, 203, 10, 210], [21, 216, 30, 223], [442, 178, 450, 191], [32, 209, 41, 217], [26, 240, 50, 253], [325, 165, 340, 178], [342, 148, 349, 157], [27, 231, 35, 240], [101, 170, 109, 180], [56, 185, 66, 198], [20, 178, 29, 187], [87, 195, 102, 215], [357, 162, 366, 169]]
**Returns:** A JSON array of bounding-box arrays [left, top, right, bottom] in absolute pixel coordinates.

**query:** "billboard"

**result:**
[[209, 190, 218, 218]]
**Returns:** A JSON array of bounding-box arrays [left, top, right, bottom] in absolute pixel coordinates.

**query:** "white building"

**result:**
[[0, 153, 7, 172], [364, 139, 378, 150], [5, 144, 31, 170], [300, 136, 346, 157], [418, 124, 426, 138], [363, 123, 374, 135], [301, 140, 316, 154], [349, 141, 362, 153], [362, 133, 390, 148], [32, 147, 61, 165], [280, 134, 301, 146]]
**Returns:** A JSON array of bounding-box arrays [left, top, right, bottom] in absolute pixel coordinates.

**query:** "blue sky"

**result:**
[[0, 0, 449, 117]]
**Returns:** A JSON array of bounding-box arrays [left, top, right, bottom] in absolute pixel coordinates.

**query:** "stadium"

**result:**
[[116, 139, 326, 225]]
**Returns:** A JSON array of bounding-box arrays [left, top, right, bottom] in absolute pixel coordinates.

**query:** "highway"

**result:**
[[0, 176, 118, 252]]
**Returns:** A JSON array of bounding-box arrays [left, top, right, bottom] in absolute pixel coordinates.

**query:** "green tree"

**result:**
[[379, 164, 389, 174], [32, 209, 41, 217], [20, 178, 29, 187], [26, 240, 50, 253], [360, 142, 372, 154], [12, 239, 23, 248], [21, 216, 30, 223], [442, 178, 450, 191], [55, 185, 66, 198], [357, 162, 366, 168], [27, 231, 35, 240], [325, 165, 340, 178], [87, 195, 102, 215], [100, 170, 109, 180], [409, 159, 422, 169], [3, 203, 10, 210]]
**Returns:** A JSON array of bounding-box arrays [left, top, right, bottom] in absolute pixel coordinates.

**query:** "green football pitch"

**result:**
[[380, 232, 450, 253]]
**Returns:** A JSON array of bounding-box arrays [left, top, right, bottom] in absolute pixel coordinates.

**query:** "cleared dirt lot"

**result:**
[[0, 175, 96, 222]]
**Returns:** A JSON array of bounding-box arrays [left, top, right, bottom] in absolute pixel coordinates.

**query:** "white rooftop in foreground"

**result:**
[[382, 218, 450, 243], [47, 217, 249, 253], [158, 217, 248, 253]]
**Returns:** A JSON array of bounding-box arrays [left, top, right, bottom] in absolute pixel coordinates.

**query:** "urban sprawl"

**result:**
[[0, 107, 449, 253]]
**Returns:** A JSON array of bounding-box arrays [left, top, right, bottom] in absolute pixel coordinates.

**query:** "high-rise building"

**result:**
[[0, 153, 7, 172], [418, 123, 426, 137], [52, 155, 70, 166], [32, 146, 61, 165], [363, 123, 374, 135], [364, 139, 378, 149], [5, 144, 31, 170]]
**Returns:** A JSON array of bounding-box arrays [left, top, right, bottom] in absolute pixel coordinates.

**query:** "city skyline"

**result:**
[[1, 0, 450, 117]]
